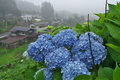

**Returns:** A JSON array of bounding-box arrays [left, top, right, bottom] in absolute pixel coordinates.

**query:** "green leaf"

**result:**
[[106, 43, 120, 52], [51, 26, 63, 33], [25, 69, 35, 80], [74, 74, 93, 80], [105, 23, 120, 40], [94, 14, 105, 23], [95, 77, 109, 80], [98, 67, 114, 80], [75, 23, 84, 29], [107, 38, 120, 63], [105, 18, 120, 26], [36, 69, 44, 80], [113, 63, 120, 80], [38, 30, 49, 33], [116, 2, 120, 14], [108, 4, 120, 20], [52, 69, 62, 80], [91, 20, 104, 27], [107, 13, 115, 19]]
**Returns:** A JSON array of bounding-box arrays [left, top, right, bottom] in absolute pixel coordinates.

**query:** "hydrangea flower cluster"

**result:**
[[79, 32, 103, 44], [53, 29, 77, 47], [45, 47, 70, 69], [72, 32, 107, 69], [27, 34, 55, 62], [27, 29, 107, 80], [61, 61, 91, 80]]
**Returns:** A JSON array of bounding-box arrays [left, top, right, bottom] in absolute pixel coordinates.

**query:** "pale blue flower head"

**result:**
[[79, 32, 103, 44], [45, 47, 71, 69], [61, 61, 91, 80], [53, 29, 77, 47], [72, 41, 107, 69]]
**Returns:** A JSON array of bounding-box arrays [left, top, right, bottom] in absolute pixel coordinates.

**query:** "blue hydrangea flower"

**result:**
[[61, 61, 91, 80], [72, 41, 107, 69], [36, 34, 55, 52], [44, 68, 53, 80], [27, 34, 55, 62], [79, 32, 103, 44], [45, 47, 71, 69], [27, 42, 44, 62], [53, 29, 77, 47]]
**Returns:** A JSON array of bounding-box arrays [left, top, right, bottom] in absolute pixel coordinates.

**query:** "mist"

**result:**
[[26, 0, 119, 15]]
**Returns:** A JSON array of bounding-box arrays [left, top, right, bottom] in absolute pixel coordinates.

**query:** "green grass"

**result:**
[[0, 43, 30, 65]]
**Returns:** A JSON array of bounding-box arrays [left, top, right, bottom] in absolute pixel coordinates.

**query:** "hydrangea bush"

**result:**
[[27, 29, 107, 80]]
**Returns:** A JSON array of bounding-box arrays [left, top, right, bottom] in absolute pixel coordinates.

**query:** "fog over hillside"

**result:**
[[25, 0, 120, 15], [15, 0, 40, 12]]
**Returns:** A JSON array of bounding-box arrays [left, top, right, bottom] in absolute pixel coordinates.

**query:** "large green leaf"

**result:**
[[98, 67, 114, 80], [74, 74, 93, 80], [35, 68, 44, 80], [95, 77, 109, 80], [91, 20, 104, 27], [106, 43, 120, 52], [107, 13, 115, 19], [25, 69, 35, 80], [105, 18, 120, 26], [113, 64, 120, 80], [116, 2, 120, 14], [75, 23, 84, 29], [107, 38, 120, 63], [94, 14, 105, 23], [105, 23, 120, 40], [108, 4, 120, 20]]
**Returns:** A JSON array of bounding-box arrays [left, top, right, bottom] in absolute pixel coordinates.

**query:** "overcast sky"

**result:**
[[25, 0, 120, 15]]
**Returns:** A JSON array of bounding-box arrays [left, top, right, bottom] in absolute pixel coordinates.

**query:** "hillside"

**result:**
[[15, 0, 40, 12]]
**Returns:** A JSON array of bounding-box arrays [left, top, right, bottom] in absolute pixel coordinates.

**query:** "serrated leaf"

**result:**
[[107, 38, 120, 63], [25, 69, 35, 79], [74, 74, 93, 80], [107, 13, 115, 19], [106, 43, 120, 52], [98, 67, 113, 80], [91, 20, 103, 27], [75, 23, 84, 29], [35, 69, 44, 80], [116, 2, 120, 14], [105, 23, 120, 40], [95, 77, 109, 80], [94, 14, 105, 23], [113, 63, 120, 80], [108, 4, 120, 20], [105, 18, 120, 26]]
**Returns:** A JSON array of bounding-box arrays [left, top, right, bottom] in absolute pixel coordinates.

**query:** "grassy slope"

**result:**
[[0, 43, 30, 65]]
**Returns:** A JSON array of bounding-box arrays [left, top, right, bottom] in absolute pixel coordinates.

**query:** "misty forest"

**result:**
[[0, 0, 120, 80]]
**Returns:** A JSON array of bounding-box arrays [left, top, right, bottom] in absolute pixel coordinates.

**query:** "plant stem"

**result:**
[[87, 14, 98, 77]]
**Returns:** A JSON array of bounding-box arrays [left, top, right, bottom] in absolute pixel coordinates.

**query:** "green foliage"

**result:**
[[36, 69, 44, 80], [0, 43, 30, 65], [0, 0, 21, 17], [95, 77, 109, 80], [98, 67, 113, 80], [52, 69, 62, 80], [113, 63, 120, 80], [74, 74, 93, 80]]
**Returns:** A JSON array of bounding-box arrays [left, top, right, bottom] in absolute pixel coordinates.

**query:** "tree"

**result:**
[[40, 2, 54, 21], [0, 0, 21, 18]]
